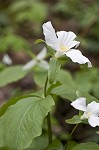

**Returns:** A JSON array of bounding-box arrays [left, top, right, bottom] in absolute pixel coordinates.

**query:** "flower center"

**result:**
[[85, 112, 92, 118], [60, 45, 69, 52], [81, 112, 92, 120]]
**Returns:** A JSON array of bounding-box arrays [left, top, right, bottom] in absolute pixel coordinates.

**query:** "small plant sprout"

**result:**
[[23, 47, 49, 70], [71, 97, 99, 127], [43, 21, 92, 67]]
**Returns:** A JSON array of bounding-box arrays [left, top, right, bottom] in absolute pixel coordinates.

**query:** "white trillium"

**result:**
[[42, 21, 92, 67], [2, 54, 12, 65], [71, 97, 99, 127], [23, 47, 49, 70]]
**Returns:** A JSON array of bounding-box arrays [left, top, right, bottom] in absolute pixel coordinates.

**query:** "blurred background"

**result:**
[[0, 0, 99, 147]]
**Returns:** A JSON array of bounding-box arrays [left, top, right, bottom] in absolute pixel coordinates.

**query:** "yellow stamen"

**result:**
[[86, 112, 92, 118], [60, 45, 69, 52]]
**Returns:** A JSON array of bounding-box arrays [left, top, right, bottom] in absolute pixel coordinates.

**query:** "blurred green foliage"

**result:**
[[0, 0, 48, 52], [53, 0, 99, 54]]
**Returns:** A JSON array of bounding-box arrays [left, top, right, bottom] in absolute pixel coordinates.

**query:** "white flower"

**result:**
[[2, 54, 12, 65], [42, 21, 92, 67], [71, 97, 99, 127], [23, 47, 49, 70]]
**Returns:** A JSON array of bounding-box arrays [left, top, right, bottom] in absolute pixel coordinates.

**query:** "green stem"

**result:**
[[65, 124, 78, 150], [44, 76, 52, 144], [44, 76, 48, 98], [47, 112, 52, 144]]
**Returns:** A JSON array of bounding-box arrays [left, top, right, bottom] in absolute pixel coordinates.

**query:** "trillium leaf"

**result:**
[[0, 123, 4, 148], [34, 39, 45, 44], [0, 94, 42, 117], [48, 57, 61, 84], [66, 141, 77, 150], [0, 95, 55, 150], [0, 147, 15, 150], [33, 69, 47, 87], [66, 115, 82, 124], [47, 81, 61, 95], [74, 68, 98, 93], [78, 90, 99, 103], [50, 85, 77, 101], [56, 69, 75, 88], [70, 142, 99, 150], [0, 65, 29, 87], [46, 139, 64, 150], [26, 133, 48, 150], [49, 81, 99, 103]]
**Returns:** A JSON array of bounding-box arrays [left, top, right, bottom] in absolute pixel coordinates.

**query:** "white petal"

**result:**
[[38, 60, 49, 70], [71, 97, 87, 111], [23, 60, 37, 70], [57, 31, 77, 46], [65, 49, 92, 67], [67, 40, 80, 49], [37, 47, 47, 60], [2, 54, 12, 65], [57, 31, 68, 45], [87, 101, 99, 116], [88, 116, 99, 127], [42, 21, 59, 50]]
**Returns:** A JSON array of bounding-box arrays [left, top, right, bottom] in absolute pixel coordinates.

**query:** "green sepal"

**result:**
[[47, 46, 55, 57], [66, 115, 82, 124], [34, 39, 45, 44]]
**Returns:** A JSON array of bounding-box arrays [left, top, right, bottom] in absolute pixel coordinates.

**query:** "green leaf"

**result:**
[[66, 115, 82, 124], [0, 123, 4, 148], [0, 147, 15, 150], [0, 34, 30, 52], [0, 65, 29, 87], [34, 39, 45, 44], [47, 81, 61, 95], [26, 133, 48, 150], [70, 142, 99, 150], [0, 63, 6, 71], [0, 95, 55, 150], [50, 82, 99, 103], [74, 68, 98, 92], [33, 69, 47, 87], [46, 139, 64, 150], [93, 80, 99, 99], [57, 69, 75, 88], [48, 57, 61, 84], [66, 141, 77, 150], [9, 1, 47, 24], [51, 85, 77, 101], [78, 90, 99, 103], [0, 94, 42, 117]]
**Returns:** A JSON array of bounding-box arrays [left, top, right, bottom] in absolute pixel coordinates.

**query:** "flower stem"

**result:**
[[44, 76, 48, 98], [47, 112, 52, 144], [44, 76, 52, 144], [65, 124, 78, 150]]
